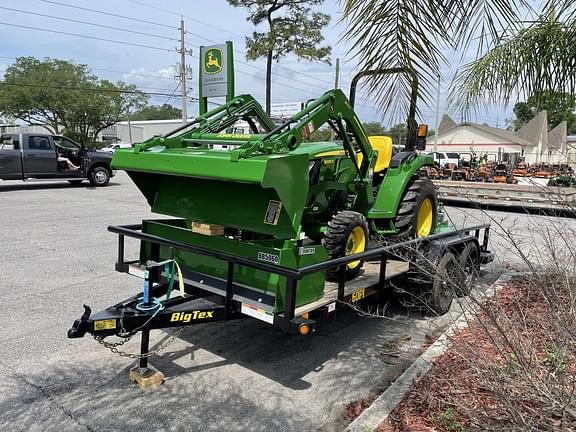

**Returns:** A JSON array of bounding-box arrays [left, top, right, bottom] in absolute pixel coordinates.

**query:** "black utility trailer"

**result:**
[[68, 223, 493, 387]]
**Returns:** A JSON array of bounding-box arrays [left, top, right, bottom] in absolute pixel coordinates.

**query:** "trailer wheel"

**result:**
[[426, 251, 463, 315], [457, 243, 480, 297], [393, 177, 438, 239], [323, 211, 369, 281]]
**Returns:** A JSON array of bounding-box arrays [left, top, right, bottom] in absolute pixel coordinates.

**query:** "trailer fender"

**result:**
[[426, 234, 479, 266]]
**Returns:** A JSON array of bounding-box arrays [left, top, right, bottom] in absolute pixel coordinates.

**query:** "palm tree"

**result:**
[[341, 0, 575, 115]]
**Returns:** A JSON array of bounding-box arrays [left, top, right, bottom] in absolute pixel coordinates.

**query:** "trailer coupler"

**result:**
[[67, 291, 244, 340]]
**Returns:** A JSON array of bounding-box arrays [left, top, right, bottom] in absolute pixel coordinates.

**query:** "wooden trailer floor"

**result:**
[[294, 260, 409, 316]]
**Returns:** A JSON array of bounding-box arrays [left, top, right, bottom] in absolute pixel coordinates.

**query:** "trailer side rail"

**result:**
[[109, 223, 492, 331]]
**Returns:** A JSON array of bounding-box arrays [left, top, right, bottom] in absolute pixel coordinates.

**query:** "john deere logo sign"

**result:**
[[200, 43, 230, 100], [204, 48, 223, 74]]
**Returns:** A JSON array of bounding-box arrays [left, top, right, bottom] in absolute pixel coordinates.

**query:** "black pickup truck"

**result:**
[[0, 133, 114, 186]]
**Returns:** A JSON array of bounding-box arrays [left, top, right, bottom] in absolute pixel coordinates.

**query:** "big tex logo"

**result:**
[[170, 311, 214, 323]]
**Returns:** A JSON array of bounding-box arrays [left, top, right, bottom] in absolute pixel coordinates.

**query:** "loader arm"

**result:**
[[133, 94, 277, 153], [230, 89, 376, 179]]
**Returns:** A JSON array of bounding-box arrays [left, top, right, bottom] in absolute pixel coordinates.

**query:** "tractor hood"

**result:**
[[112, 146, 310, 239]]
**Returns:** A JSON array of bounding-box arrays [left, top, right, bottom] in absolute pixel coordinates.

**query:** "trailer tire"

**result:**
[[323, 211, 369, 281], [393, 177, 437, 239], [427, 251, 463, 315], [89, 166, 111, 187], [457, 243, 480, 297], [405, 250, 463, 315]]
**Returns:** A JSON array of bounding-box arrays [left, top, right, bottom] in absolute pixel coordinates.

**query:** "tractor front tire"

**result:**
[[394, 177, 438, 239], [323, 211, 369, 281]]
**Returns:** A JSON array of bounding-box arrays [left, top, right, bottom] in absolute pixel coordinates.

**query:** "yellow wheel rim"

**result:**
[[345, 226, 366, 269], [416, 198, 433, 237]]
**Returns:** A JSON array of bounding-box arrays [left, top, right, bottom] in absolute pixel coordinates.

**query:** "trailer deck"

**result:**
[[295, 260, 409, 316]]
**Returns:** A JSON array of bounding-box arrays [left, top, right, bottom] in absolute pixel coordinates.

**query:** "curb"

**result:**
[[344, 272, 520, 432]]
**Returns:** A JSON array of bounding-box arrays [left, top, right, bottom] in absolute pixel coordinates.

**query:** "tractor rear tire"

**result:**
[[323, 211, 369, 281], [393, 177, 438, 239]]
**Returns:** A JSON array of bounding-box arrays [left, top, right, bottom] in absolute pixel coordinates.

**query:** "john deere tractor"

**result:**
[[111, 69, 437, 310]]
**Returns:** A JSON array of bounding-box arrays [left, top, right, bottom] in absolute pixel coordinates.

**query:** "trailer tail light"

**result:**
[[298, 323, 311, 335]]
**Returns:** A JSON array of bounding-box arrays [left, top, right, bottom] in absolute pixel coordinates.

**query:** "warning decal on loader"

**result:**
[[264, 200, 282, 225]]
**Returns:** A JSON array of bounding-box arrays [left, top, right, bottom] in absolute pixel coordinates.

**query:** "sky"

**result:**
[[0, 0, 512, 128]]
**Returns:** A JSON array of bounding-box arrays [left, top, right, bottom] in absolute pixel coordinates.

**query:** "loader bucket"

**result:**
[[112, 148, 310, 239]]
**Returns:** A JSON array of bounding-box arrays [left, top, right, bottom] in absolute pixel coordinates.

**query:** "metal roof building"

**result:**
[[429, 111, 568, 164]]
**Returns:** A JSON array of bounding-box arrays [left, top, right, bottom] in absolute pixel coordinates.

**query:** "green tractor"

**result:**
[[111, 69, 437, 311]]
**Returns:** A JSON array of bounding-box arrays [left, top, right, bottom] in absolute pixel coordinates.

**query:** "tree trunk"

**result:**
[[266, 49, 273, 115]]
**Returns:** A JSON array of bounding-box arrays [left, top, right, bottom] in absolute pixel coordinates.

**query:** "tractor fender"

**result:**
[[368, 153, 434, 219]]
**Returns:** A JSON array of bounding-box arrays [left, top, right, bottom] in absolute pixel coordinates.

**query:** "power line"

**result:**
[[0, 82, 184, 98], [0, 81, 222, 109], [37, 0, 177, 30], [126, 0, 244, 40], [0, 22, 173, 52], [0, 6, 178, 42], [0, 55, 176, 81], [35, 0, 366, 102], [125, 0, 338, 89], [163, 81, 181, 105], [36, 0, 345, 99]]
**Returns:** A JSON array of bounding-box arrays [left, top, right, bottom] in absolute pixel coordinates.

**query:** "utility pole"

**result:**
[[434, 74, 440, 153], [334, 58, 340, 89], [179, 17, 188, 123]]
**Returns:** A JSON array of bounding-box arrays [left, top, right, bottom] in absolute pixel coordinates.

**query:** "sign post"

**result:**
[[199, 41, 235, 115]]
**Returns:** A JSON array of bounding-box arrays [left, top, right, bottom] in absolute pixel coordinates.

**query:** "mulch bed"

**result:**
[[377, 277, 576, 432]]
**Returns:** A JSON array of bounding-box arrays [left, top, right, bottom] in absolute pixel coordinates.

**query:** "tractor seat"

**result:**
[[367, 136, 393, 173]]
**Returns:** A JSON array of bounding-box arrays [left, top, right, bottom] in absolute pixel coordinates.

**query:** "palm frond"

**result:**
[[340, 0, 528, 118], [452, 11, 576, 112]]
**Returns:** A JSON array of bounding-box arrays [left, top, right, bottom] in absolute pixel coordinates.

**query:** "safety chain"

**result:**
[[93, 327, 184, 359]]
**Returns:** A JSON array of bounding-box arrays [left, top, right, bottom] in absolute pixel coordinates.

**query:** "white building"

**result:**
[[430, 112, 569, 164], [103, 119, 190, 144]]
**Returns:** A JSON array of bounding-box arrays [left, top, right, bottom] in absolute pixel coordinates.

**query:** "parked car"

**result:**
[[425, 151, 460, 167], [98, 142, 133, 153], [0, 133, 114, 186]]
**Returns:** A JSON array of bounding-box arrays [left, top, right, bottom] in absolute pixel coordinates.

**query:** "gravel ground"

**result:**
[[0, 172, 568, 431]]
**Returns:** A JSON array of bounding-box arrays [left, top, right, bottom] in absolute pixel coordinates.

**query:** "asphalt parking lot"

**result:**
[[0, 172, 572, 431]]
